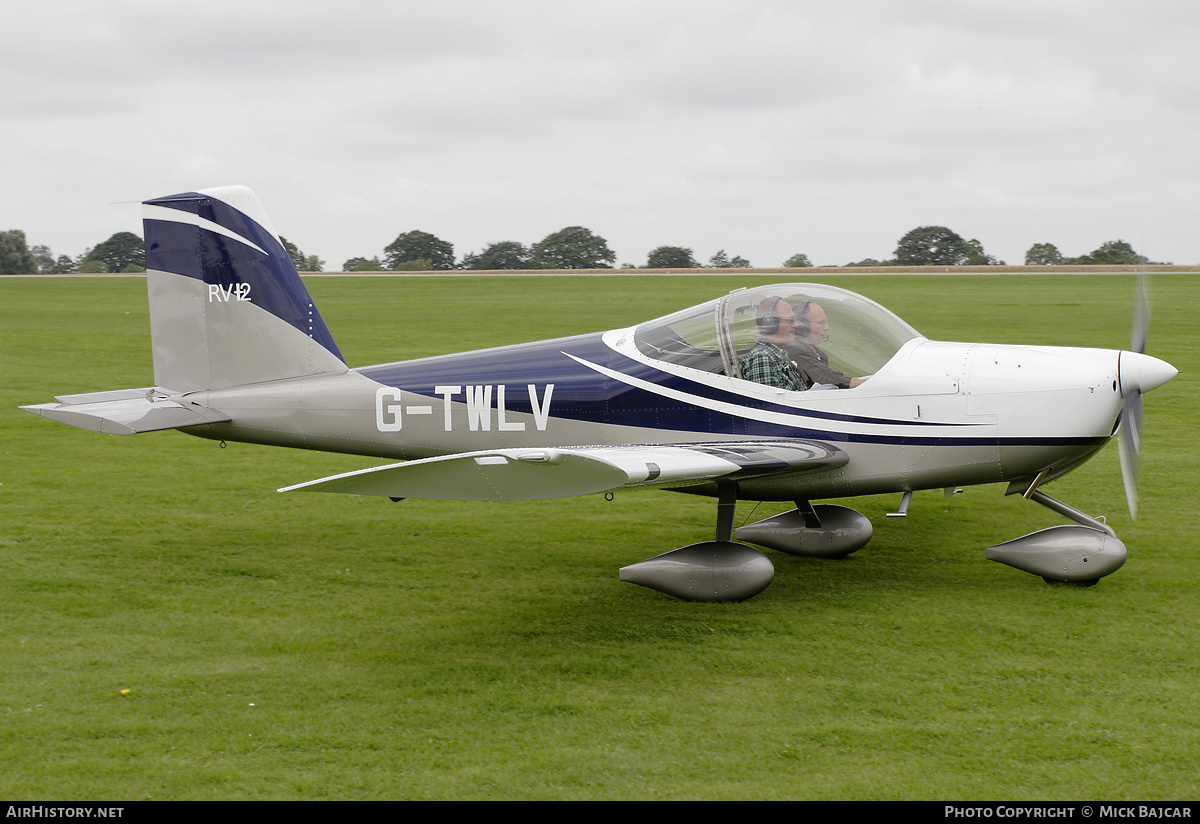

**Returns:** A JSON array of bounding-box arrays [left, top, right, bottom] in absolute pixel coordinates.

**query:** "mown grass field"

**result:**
[[1, 273, 1196, 800]]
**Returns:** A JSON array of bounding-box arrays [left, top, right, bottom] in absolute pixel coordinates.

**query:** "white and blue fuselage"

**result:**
[[186, 323, 1140, 502], [22, 185, 1177, 597]]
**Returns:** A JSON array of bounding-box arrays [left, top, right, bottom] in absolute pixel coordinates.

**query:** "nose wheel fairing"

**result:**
[[986, 483, 1128, 585], [986, 524, 1126, 584]]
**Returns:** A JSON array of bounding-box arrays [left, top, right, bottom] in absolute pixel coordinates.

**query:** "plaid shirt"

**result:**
[[738, 339, 807, 391]]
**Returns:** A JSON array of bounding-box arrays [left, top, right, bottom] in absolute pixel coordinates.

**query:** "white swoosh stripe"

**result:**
[[564, 352, 833, 430], [564, 352, 963, 437], [143, 203, 268, 256]]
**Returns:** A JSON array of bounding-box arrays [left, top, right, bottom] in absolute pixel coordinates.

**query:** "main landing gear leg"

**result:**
[[618, 481, 775, 602], [715, 480, 737, 542]]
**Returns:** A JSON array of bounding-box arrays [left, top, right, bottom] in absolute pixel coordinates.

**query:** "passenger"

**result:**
[[738, 297, 809, 391], [786, 300, 864, 388]]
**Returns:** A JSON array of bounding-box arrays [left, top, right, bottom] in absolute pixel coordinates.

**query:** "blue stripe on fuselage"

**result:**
[[357, 335, 1106, 448]]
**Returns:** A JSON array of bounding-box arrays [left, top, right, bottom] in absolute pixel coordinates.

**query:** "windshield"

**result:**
[[634, 283, 922, 381]]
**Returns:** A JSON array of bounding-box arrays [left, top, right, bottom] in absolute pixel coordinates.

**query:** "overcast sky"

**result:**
[[4, 0, 1198, 269]]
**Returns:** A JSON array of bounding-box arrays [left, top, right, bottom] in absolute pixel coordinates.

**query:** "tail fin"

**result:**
[[142, 185, 346, 391]]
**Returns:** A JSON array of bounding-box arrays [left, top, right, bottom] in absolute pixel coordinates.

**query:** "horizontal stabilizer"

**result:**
[[280, 440, 845, 501], [20, 388, 230, 435]]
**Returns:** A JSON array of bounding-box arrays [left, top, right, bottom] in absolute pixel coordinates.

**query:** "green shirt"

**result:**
[[739, 340, 807, 391]]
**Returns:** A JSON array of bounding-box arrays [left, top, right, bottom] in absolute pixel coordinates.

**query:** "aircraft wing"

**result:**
[[279, 440, 846, 501], [19, 388, 231, 435]]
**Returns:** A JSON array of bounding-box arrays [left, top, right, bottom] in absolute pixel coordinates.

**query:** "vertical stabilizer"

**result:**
[[142, 185, 346, 391]]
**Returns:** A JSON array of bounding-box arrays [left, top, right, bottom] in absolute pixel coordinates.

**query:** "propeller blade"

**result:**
[[1118, 274, 1150, 519], [1132, 274, 1148, 354], [1117, 390, 1142, 519]]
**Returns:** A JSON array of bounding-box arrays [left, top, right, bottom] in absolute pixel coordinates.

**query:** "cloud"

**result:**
[[4, 0, 1198, 268]]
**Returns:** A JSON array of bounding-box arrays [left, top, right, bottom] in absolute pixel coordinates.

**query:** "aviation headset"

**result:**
[[756, 296, 786, 335], [757, 296, 812, 337], [794, 300, 812, 337]]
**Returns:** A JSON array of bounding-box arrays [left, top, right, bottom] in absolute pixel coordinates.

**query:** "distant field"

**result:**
[[1, 274, 1195, 800]]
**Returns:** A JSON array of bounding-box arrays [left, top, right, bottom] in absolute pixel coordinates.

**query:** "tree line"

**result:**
[[331, 224, 1164, 270], [0, 223, 1164, 275], [877, 226, 1160, 268], [340, 226, 626, 272], [0, 230, 147, 274]]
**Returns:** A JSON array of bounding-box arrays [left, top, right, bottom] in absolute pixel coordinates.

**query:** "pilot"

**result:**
[[786, 300, 864, 388], [738, 297, 809, 391]]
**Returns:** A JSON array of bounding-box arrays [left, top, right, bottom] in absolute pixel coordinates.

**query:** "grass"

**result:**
[[1, 273, 1196, 800]]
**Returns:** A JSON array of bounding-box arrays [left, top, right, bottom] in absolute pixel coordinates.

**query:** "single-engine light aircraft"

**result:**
[[22, 186, 1178, 601]]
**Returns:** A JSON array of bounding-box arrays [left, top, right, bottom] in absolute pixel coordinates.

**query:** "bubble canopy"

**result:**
[[632, 283, 924, 382]]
